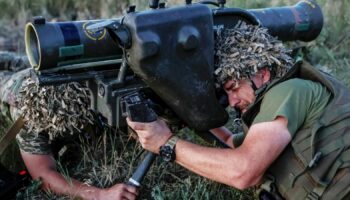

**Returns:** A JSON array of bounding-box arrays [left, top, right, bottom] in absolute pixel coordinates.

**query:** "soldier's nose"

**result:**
[[228, 95, 239, 108]]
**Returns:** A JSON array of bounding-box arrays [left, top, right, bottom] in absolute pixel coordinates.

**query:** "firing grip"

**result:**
[[120, 91, 158, 187], [127, 152, 156, 187], [120, 91, 158, 123]]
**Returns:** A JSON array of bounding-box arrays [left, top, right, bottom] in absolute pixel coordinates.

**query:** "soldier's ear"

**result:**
[[261, 68, 271, 84]]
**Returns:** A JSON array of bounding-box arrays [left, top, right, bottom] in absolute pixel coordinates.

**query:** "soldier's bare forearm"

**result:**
[[39, 170, 101, 200], [20, 151, 102, 200]]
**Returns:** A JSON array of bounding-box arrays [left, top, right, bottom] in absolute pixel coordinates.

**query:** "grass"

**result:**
[[13, 126, 255, 200], [0, 0, 350, 199]]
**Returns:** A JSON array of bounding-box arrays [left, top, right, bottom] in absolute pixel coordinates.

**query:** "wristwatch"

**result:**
[[159, 135, 179, 162]]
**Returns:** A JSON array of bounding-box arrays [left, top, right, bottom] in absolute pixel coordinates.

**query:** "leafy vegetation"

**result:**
[[0, 0, 349, 199]]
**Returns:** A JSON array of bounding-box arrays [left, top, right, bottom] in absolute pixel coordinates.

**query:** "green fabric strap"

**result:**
[[321, 103, 350, 125], [338, 148, 350, 169], [291, 151, 322, 187], [318, 146, 345, 187], [232, 132, 245, 148], [325, 159, 343, 184], [321, 137, 345, 155], [310, 121, 324, 161], [307, 186, 326, 200], [340, 148, 350, 162], [0, 116, 24, 155]]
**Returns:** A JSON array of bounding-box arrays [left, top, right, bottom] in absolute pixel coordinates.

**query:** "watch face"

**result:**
[[160, 145, 174, 162]]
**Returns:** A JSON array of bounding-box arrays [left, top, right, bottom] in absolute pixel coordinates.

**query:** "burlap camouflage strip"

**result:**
[[19, 78, 95, 141], [214, 23, 294, 87], [1, 62, 94, 154], [0, 69, 52, 154]]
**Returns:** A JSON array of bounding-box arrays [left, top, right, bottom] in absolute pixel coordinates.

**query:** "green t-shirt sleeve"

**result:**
[[253, 79, 315, 137]]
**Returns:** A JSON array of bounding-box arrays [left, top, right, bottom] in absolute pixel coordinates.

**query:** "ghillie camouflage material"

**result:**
[[0, 52, 94, 141], [214, 24, 294, 86], [19, 79, 94, 140]]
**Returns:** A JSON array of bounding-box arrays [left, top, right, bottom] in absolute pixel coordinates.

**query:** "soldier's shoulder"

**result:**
[[15, 130, 52, 155], [0, 68, 34, 106]]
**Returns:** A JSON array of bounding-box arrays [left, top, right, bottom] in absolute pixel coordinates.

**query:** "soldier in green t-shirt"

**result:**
[[0, 55, 138, 200], [126, 25, 350, 200]]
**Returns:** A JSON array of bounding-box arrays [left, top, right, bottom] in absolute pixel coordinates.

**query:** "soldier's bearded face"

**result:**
[[223, 79, 256, 113], [223, 68, 271, 113]]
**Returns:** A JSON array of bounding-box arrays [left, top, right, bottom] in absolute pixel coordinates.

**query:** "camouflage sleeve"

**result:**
[[15, 129, 52, 155], [0, 69, 33, 121], [0, 71, 15, 104], [0, 68, 32, 108]]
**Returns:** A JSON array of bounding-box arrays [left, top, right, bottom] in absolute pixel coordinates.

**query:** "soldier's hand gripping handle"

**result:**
[[121, 91, 158, 187], [121, 91, 157, 123]]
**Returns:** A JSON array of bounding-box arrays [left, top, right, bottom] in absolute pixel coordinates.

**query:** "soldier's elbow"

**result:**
[[227, 169, 262, 190]]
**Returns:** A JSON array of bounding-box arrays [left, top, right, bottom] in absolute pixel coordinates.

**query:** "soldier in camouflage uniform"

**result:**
[[0, 52, 138, 200], [0, 69, 30, 120], [0, 52, 31, 126], [127, 25, 350, 200]]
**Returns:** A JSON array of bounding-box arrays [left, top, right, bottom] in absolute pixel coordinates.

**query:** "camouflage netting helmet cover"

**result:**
[[214, 23, 294, 86], [19, 78, 94, 140]]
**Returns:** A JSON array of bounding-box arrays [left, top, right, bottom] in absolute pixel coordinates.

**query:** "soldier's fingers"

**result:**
[[122, 191, 137, 200], [126, 118, 145, 130], [124, 185, 138, 195], [128, 127, 139, 139]]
